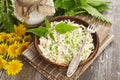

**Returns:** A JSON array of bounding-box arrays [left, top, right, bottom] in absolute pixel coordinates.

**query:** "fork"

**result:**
[[67, 24, 96, 77]]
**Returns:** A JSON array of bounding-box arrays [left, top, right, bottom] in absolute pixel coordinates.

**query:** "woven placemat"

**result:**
[[22, 15, 114, 80]]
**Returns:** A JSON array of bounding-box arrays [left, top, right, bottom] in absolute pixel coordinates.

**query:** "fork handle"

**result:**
[[67, 42, 86, 77]]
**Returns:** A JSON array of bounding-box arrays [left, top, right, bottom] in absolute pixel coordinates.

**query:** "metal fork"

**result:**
[[67, 24, 96, 77]]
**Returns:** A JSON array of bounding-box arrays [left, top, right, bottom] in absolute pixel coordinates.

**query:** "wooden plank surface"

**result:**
[[0, 0, 119, 80]]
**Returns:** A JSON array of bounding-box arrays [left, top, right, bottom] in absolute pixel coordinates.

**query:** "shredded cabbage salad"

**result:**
[[38, 20, 94, 65]]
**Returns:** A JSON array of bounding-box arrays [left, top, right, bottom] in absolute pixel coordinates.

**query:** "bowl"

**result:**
[[34, 16, 99, 68]]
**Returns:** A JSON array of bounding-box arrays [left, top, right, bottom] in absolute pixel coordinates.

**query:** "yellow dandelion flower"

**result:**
[[19, 42, 30, 53], [6, 33, 16, 43], [0, 32, 9, 42], [0, 56, 7, 69], [7, 37, 14, 44], [7, 36, 22, 44], [8, 42, 21, 58], [23, 35, 31, 42], [14, 24, 26, 36], [9, 33, 16, 38], [6, 33, 11, 38], [0, 43, 8, 55], [0, 36, 2, 42], [14, 36, 22, 42], [5, 60, 23, 75]]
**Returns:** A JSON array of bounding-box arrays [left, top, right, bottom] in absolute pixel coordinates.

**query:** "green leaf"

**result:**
[[0, 0, 16, 32], [53, 0, 111, 23], [74, 0, 87, 6], [45, 18, 50, 28], [55, 22, 78, 34], [95, 4, 110, 13], [49, 32, 55, 41], [65, 7, 86, 16], [54, 0, 75, 10], [3, 14, 14, 32], [65, 10, 86, 16], [54, 0, 62, 8], [81, 4, 110, 22], [86, 0, 111, 7], [54, 8, 65, 16], [27, 26, 48, 37]]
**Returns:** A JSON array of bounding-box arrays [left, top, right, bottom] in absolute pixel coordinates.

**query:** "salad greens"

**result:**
[[54, 0, 111, 22], [45, 18, 51, 28], [27, 19, 78, 40], [55, 22, 78, 34], [27, 27, 49, 37]]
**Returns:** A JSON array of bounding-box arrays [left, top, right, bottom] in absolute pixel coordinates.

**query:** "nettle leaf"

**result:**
[[95, 4, 110, 13], [27, 19, 79, 40], [45, 18, 50, 28], [74, 0, 87, 6], [55, 22, 78, 34], [65, 10, 86, 16], [4, 14, 14, 32], [54, 0, 62, 8], [65, 6, 86, 16], [27, 26, 48, 37], [86, 0, 111, 7], [54, 0, 111, 23], [0, 0, 15, 32], [49, 32, 55, 41], [81, 4, 110, 22], [54, 0, 75, 10]]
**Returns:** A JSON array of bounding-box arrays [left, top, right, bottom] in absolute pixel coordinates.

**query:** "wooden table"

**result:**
[[0, 0, 120, 80]]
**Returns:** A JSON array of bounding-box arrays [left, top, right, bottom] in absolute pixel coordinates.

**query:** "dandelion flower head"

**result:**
[[0, 43, 8, 55], [5, 60, 23, 75], [0, 56, 7, 69], [14, 24, 26, 36], [8, 42, 21, 58], [0, 32, 10, 42]]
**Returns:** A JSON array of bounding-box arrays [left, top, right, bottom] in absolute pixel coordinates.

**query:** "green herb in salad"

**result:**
[[27, 27, 48, 37], [54, 0, 111, 22], [45, 18, 51, 28], [27, 19, 78, 40], [55, 22, 78, 34]]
